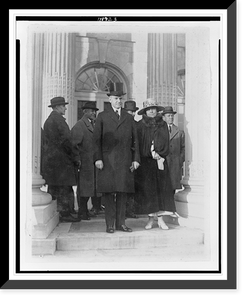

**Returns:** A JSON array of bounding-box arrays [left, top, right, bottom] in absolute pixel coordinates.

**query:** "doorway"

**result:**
[[74, 62, 129, 123]]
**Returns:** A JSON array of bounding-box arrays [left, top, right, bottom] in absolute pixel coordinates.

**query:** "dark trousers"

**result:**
[[91, 196, 101, 210], [126, 193, 136, 216], [48, 185, 74, 216], [104, 192, 127, 228], [79, 196, 100, 216]]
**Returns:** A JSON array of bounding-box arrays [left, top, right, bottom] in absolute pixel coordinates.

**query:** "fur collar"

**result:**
[[142, 114, 164, 127]]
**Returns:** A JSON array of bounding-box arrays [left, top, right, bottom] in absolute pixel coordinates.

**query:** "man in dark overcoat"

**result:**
[[93, 83, 140, 233], [42, 97, 80, 223], [162, 106, 185, 217], [71, 101, 101, 220]]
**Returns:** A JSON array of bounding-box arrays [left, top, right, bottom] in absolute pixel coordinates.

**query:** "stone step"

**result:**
[[52, 244, 207, 264], [55, 217, 204, 251], [32, 237, 56, 255]]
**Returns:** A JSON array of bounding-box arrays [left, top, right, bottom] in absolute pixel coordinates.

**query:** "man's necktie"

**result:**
[[115, 110, 120, 119], [169, 125, 172, 133]]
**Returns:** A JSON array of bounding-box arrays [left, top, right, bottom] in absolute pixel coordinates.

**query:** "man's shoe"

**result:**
[[116, 225, 132, 232], [87, 211, 97, 218], [79, 215, 91, 221], [60, 214, 80, 223], [106, 227, 114, 233], [90, 208, 99, 216], [79, 214, 91, 220]]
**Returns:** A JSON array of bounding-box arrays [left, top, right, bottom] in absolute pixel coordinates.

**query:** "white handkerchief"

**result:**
[[157, 157, 165, 170], [151, 142, 165, 170]]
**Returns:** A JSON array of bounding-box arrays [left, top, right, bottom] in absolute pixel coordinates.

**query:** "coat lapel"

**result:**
[[107, 106, 126, 125], [118, 108, 128, 127], [170, 124, 179, 140], [107, 106, 119, 124], [82, 116, 94, 133]]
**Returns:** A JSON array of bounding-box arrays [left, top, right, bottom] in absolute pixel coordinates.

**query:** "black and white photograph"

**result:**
[[6, 6, 238, 290]]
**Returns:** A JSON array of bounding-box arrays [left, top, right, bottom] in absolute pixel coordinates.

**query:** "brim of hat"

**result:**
[[125, 107, 139, 112], [137, 105, 165, 115], [48, 102, 69, 107], [82, 107, 99, 111], [162, 111, 177, 115], [107, 92, 126, 97]]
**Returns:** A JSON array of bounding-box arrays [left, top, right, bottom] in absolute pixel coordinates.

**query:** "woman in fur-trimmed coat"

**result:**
[[135, 99, 176, 230]]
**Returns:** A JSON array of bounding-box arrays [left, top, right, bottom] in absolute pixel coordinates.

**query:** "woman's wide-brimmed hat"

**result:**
[[137, 98, 165, 115], [107, 82, 126, 97], [48, 96, 69, 107], [82, 101, 99, 111], [124, 100, 139, 112], [162, 106, 177, 115]]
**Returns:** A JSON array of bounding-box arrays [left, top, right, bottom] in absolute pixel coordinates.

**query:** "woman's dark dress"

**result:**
[[135, 114, 176, 214]]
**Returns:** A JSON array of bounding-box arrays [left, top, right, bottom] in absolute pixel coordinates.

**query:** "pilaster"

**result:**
[[175, 27, 212, 230], [42, 32, 76, 128], [97, 39, 110, 64]]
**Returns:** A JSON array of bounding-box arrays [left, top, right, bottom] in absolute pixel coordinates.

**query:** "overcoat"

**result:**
[[42, 111, 76, 186], [93, 106, 140, 193], [135, 114, 176, 214], [71, 115, 96, 197], [166, 124, 185, 190]]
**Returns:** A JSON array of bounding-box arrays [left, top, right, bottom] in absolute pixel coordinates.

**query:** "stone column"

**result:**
[[175, 27, 212, 230], [31, 32, 59, 255], [147, 33, 177, 110], [32, 32, 51, 206], [42, 32, 76, 128]]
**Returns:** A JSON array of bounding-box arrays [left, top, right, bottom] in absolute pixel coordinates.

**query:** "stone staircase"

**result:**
[[32, 215, 207, 264]]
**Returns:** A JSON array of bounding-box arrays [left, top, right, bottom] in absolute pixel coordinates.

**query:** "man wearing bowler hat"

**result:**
[[71, 101, 102, 220], [42, 96, 80, 223], [162, 106, 185, 218], [93, 83, 140, 233], [124, 100, 139, 118]]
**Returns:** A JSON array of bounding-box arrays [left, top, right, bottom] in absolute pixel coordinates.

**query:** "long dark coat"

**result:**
[[166, 124, 185, 190], [71, 115, 96, 197], [93, 106, 140, 193], [42, 111, 76, 186], [135, 114, 176, 214]]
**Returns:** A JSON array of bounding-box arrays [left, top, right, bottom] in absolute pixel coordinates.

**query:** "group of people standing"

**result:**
[[41, 83, 185, 233]]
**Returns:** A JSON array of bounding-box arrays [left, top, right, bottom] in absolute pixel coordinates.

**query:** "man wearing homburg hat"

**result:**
[[162, 106, 185, 217], [42, 97, 80, 223], [93, 83, 140, 233], [71, 101, 102, 220]]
